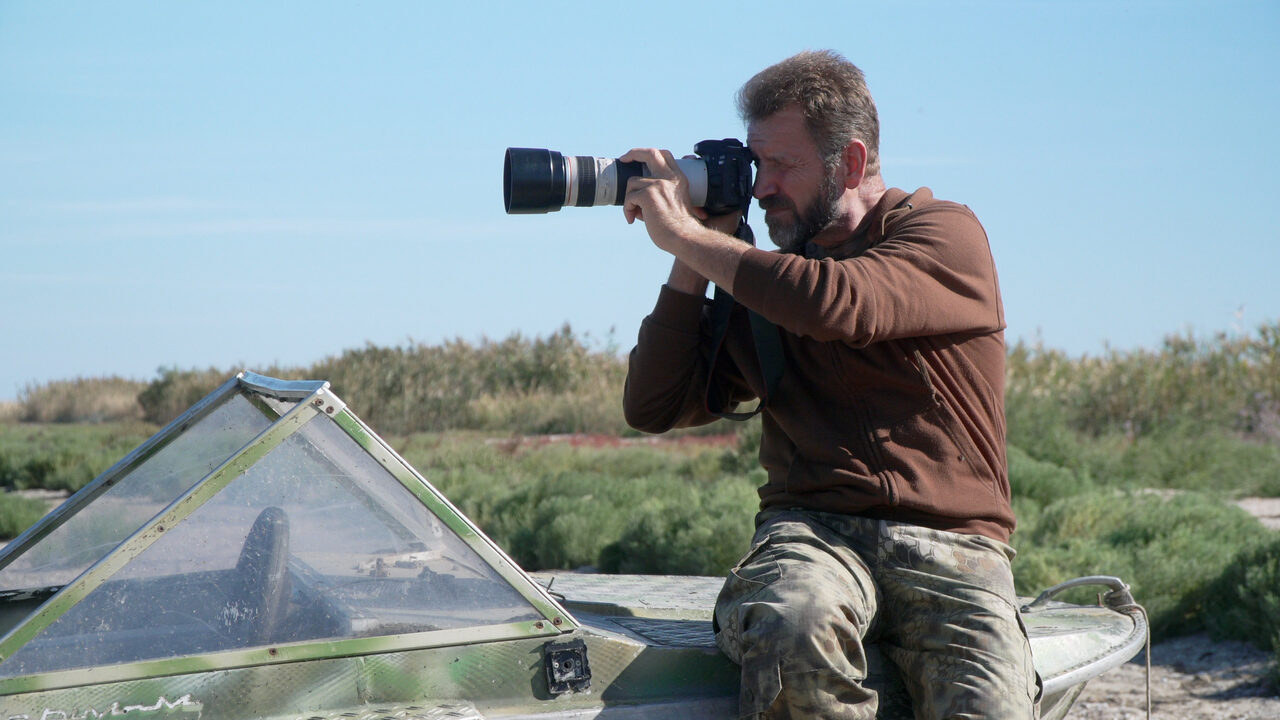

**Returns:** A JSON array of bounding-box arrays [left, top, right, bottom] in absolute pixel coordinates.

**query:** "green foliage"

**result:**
[[137, 367, 233, 425], [11, 320, 1280, 442], [598, 477, 759, 575], [1132, 431, 1280, 496], [393, 434, 759, 575], [718, 416, 763, 475], [0, 423, 153, 493], [1204, 537, 1280, 668], [0, 493, 50, 539], [1011, 490, 1270, 639], [1006, 322, 1280, 443], [310, 325, 629, 436], [1007, 444, 1094, 508]]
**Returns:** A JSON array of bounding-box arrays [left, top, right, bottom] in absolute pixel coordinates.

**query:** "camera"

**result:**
[[504, 139, 753, 216]]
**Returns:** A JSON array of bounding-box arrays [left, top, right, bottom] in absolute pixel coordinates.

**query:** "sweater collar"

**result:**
[[805, 187, 929, 260]]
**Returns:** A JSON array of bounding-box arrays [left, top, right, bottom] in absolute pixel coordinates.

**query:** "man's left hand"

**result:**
[[620, 148, 708, 253]]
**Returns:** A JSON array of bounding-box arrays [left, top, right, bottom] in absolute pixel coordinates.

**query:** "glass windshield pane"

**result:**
[[0, 393, 275, 593], [1, 414, 538, 677]]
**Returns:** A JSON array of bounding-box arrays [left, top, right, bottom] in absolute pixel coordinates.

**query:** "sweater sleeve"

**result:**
[[622, 285, 723, 433], [732, 202, 1004, 345]]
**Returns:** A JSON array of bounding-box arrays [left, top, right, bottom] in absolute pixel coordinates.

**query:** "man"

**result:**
[[620, 50, 1040, 719]]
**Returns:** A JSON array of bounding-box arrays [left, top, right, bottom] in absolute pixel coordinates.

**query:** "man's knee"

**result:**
[[725, 596, 883, 720], [714, 518, 877, 664]]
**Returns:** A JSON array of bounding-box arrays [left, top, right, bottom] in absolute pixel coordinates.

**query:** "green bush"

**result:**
[[11, 320, 1280, 443], [311, 326, 630, 436], [0, 493, 51, 539], [0, 423, 153, 495], [1006, 322, 1280, 443], [1007, 444, 1094, 507], [137, 367, 233, 425], [1204, 537, 1280, 654], [598, 477, 759, 575], [1011, 490, 1271, 639], [393, 433, 759, 574], [1111, 423, 1280, 496]]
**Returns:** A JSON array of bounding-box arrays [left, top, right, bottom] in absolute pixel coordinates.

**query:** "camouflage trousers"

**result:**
[[713, 510, 1041, 720]]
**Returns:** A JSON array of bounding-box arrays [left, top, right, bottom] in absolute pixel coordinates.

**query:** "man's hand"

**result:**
[[692, 205, 745, 236], [621, 148, 753, 295], [620, 148, 705, 253]]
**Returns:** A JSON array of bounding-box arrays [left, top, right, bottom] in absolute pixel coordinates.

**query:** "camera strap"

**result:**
[[705, 216, 786, 421]]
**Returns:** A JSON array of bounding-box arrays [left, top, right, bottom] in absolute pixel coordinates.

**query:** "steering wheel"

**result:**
[[234, 506, 291, 644]]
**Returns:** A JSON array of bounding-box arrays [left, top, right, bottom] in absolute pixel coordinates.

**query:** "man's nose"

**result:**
[[752, 171, 775, 200]]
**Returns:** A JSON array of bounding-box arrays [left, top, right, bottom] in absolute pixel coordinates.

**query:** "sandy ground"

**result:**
[[1067, 633, 1278, 719], [1236, 497, 1280, 530]]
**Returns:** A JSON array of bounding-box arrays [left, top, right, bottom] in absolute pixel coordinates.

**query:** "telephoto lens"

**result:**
[[504, 148, 709, 214]]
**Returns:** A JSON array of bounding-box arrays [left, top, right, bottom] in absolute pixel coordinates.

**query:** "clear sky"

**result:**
[[2, 1, 1277, 401]]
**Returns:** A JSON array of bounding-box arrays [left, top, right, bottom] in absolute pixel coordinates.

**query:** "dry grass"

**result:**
[[0, 402, 20, 424], [18, 377, 145, 423]]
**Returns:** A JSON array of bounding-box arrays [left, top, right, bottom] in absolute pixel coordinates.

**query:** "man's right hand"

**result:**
[[691, 205, 744, 237]]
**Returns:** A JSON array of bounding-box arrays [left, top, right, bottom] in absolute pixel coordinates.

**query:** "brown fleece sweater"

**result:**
[[623, 187, 1015, 542]]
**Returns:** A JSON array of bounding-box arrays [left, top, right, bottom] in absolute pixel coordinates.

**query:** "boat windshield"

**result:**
[[0, 391, 272, 594], [0, 377, 545, 679]]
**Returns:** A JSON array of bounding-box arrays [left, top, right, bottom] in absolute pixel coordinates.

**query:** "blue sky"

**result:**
[[2, 1, 1277, 401]]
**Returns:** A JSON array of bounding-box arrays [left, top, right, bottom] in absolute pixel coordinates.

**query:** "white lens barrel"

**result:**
[[674, 158, 708, 208], [505, 147, 713, 213]]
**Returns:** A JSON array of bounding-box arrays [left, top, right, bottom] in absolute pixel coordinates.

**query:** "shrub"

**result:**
[[137, 367, 230, 425], [1007, 321, 1280, 443], [1007, 444, 1094, 507], [1011, 490, 1270, 639], [0, 423, 153, 494], [0, 493, 51, 540], [1111, 422, 1280, 496], [1204, 536, 1280, 649], [395, 433, 759, 574], [1204, 537, 1280, 684], [598, 477, 759, 575], [312, 326, 629, 436], [5, 322, 1280, 661]]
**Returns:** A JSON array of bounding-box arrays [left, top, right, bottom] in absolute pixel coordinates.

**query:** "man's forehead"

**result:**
[[747, 107, 817, 154]]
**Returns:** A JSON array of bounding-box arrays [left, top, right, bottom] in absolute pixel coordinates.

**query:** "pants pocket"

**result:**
[[714, 535, 783, 660]]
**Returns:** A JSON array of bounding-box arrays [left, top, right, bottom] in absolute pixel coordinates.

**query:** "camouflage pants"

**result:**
[[713, 510, 1041, 720]]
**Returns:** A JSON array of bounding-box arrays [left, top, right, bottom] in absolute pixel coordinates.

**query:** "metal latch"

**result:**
[[543, 638, 590, 696]]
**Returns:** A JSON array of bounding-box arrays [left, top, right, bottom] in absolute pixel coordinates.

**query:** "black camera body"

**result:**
[[504, 139, 753, 216]]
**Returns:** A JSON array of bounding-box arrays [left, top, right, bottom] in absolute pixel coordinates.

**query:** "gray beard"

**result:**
[[763, 171, 845, 254]]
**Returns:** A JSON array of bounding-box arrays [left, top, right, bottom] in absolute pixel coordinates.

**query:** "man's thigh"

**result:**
[[713, 512, 903, 719], [875, 523, 1040, 719]]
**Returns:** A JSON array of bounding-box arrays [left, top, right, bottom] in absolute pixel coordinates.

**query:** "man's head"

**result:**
[[738, 50, 882, 252]]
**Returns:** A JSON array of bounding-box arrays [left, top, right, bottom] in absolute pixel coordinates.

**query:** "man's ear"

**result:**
[[842, 140, 869, 189]]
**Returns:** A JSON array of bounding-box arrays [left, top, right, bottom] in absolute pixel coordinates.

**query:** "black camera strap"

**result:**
[[705, 215, 785, 421]]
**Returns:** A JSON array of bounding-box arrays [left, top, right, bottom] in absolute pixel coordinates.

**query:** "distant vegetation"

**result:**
[[3, 320, 1279, 677]]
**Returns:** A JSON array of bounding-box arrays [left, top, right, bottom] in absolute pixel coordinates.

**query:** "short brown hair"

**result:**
[[737, 50, 880, 176]]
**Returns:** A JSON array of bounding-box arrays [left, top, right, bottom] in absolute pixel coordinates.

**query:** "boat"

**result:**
[[0, 373, 1147, 719]]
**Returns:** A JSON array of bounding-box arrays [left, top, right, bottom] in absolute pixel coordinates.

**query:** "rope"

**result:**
[[1104, 592, 1152, 720]]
